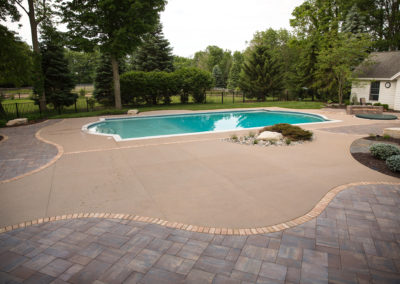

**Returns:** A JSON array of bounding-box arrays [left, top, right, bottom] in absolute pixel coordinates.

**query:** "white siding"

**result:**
[[394, 78, 400, 110], [351, 80, 397, 109]]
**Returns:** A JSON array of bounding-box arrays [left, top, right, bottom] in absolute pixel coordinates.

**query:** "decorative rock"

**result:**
[[127, 109, 139, 115], [383, 128, 400, 139], [6, 118, 28, 127], [257, 131, 283, 141]]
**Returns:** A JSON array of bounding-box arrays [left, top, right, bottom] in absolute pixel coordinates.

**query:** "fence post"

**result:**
[[86, 98, 89, 112], [232, 91, 234, 104], [75, 100, 77, 113], [204, 92, 207, 104], [243, 92, 245, 103], [15, 103, 19, 118], [221, 92, 224, 104]]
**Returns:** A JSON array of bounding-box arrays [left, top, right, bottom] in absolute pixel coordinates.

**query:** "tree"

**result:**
[[40, 25, 76, 112], [65, 49, 99, 84], [316, 33, 371, 104], [131, 22, 174, 72], [212, 65, 224, 88], [10, 0, 54, 110], [239, 45, 284, 101], [61, 0, 167, 109], [93, 54, 114, 106], [342, 4, 367, 34], [227, 51, 244, 90], [193, 46, 232, 87], [0, 25, 33, 87], [173, 56, 194, 70]]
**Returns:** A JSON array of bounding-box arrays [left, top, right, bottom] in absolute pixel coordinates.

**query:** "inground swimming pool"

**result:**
[[84, 110, 330, 141]]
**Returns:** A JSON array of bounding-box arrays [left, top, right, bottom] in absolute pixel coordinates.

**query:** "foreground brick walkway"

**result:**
[[0, 120, 60, 181], [0, 183, 399, 283]]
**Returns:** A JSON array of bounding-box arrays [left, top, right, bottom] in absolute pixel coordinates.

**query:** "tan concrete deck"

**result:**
[[0, 108, 399, 229]]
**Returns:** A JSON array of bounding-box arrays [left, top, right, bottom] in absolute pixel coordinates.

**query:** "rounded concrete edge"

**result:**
[[1, 181, 398, 235], [0, 134, 9, 145], [0, 120, 65, 184]]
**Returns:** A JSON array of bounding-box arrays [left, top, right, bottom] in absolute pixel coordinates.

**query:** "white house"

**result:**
[[351, 51, 400, 110]]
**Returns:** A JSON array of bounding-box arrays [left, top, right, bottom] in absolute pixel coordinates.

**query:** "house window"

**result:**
[[369, 81, 380, 101]]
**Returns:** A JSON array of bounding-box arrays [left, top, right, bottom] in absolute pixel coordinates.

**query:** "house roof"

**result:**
[[356, 51, 400, 79]]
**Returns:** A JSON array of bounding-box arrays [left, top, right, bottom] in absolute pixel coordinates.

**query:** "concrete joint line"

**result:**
[[1, 181, 398, 235]]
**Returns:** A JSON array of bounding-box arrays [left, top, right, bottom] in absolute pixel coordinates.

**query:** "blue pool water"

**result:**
[[86, 110, 328, 140]]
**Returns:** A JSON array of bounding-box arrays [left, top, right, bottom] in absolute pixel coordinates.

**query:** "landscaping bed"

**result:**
[[351, 136, 400, 178]]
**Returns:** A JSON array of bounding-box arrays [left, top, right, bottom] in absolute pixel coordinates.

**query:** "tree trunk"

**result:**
[[111, 55, 122, 109], [28, 0, 46, 110]]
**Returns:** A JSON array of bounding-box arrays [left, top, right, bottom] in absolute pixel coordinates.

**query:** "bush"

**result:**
[[386, 155, 400, 172], [121, 68, 213, 105], [259, 123, 313, 141], [373, 102, 381, 106], [369, 143, 400, 160], [382, 104, 389, 110], [79, 88, 86, 97]]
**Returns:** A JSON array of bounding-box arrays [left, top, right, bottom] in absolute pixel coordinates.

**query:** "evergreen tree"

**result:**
[[342, 4, 366, 35], [239, 45, 283, 101], [227, 51, 243, 90], [212, 65, 224, 88], [93, 54, 114, 106], [40, 25, 76, 112], [132, 22, 174, 72]]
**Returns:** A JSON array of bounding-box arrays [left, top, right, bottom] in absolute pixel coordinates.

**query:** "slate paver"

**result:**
[[0, 120, 60, 181], [0, 184, 399, 283]]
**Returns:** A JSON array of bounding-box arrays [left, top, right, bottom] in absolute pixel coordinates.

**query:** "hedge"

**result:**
[[120, 68, 213, 105]]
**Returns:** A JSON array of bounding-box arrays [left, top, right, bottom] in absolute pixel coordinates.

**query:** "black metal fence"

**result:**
[[1, 98, 100, 119]]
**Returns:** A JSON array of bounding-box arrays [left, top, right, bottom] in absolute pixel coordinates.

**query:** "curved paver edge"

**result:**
[[0, 119, 65, 184], [0, 134, 9, 144], [1, 181, 398, 235]]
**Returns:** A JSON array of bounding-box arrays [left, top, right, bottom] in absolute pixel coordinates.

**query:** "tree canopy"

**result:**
[[61, 0, 167, 109]]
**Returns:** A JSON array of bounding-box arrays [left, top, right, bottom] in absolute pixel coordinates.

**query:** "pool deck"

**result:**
[[0, 107, 399, 230], [1, 107, 400, 283]]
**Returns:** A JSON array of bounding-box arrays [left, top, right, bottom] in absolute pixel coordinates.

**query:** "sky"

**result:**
[[5, 0, 305, 58]]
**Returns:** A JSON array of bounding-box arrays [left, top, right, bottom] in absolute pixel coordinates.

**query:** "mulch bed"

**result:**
[[351, 136, 400, 178]]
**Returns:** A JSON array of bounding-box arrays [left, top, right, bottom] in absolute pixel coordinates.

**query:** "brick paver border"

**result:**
[[0, 120, 64, 184], [1, 181, 398, 235]]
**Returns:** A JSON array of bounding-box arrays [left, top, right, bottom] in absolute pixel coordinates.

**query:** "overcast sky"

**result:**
[[5, 0, 305, 58]]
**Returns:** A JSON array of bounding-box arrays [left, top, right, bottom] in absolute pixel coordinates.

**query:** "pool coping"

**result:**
[[1, 181, 397, 235], [81, 108, 341, 142]]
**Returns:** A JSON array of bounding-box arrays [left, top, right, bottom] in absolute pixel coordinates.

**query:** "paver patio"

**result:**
[[0, 183, 399, 283]]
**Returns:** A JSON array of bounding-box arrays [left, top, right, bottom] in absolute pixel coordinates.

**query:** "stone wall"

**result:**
[[346, 105, 383, 115]]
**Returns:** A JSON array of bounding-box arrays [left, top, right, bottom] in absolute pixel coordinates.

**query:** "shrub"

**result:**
[[79, 88, 86, 97], [248, 132, 255, 138], [87, 97, 96, 110], [285, 138, 292, 145], [386, 155, 400, 172], [382, 104, 389, 110], [259, 123, 313, 141], [230, 134, 238, 141], [253, 139, 258, 144], [369, 143, 400, 160]]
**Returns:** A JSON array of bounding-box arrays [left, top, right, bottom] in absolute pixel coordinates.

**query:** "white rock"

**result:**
[[6, 118, 28, 127], [383, 128, 400, 139], [257, 131, 283, 141], [127, 109, 139, 115]]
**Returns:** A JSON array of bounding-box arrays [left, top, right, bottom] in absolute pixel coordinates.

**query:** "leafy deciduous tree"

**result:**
[[62, 0, 167, 109]]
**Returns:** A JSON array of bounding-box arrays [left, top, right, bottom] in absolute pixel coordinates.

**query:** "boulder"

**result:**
[[6, 118, 28, 127], [127, 109, 139, 115], [384, 128, 400, 139], [257, 131, 283, 141]]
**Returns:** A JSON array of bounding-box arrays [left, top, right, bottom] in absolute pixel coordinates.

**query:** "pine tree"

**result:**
[[40, 25, 76, 112], [212, 65, 224, 88], [93, 54, 114, 106], [239, 45, 283, 101], [342, 4, 366, 35], [131, 22, 174, 72], [227, 51, 243, 90]]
